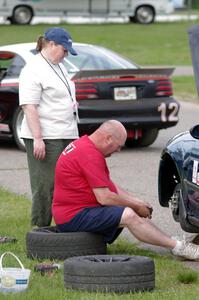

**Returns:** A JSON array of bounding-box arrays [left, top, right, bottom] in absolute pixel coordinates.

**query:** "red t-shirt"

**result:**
[[52, 135, 117, 224]]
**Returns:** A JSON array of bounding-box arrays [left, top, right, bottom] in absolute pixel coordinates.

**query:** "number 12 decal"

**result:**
[[158, 102, 179, 122]]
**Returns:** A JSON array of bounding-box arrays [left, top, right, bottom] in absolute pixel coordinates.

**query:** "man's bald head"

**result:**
[[89, 120, 127, 157], [98, 120, 127, 141]]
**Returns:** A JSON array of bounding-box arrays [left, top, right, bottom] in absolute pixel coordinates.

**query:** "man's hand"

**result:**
[[33, 138, 46, 160], [134, 202, 153, 219], [93, 186, 153, 219]]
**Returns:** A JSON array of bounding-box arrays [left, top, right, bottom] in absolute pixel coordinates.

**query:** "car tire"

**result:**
[[12, 107, 26, 151], [173, 184, 199, 232], [64, 255, 155, 293], [171, 183, 187, 228], [125, 128, 158, 148], [26, 226, 107, 260], [10, 6, 33, 25], [171, 183, 181, 222], [191, 235, 199, 244], [133, 6, 155, 24]]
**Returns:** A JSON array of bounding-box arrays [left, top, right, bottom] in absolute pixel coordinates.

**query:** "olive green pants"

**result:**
[[24, 139, 73, 227]]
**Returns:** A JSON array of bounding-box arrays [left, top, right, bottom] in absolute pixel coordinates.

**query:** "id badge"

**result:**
[[72, 101, 80, 123]]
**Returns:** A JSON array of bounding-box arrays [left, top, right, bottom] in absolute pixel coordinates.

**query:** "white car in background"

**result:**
[[0, 0, 174, 24]]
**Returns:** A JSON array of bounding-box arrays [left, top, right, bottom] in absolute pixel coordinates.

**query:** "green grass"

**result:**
[[0, 21, 196, 65], [177, 271, 198, 284], [0, 187, 199, 300]]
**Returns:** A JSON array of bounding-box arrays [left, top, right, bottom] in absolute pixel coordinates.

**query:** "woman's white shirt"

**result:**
[[19, 53, 79, 139]]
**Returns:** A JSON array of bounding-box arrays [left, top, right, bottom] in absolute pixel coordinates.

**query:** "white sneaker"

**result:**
[[172, 241, 199, 260]]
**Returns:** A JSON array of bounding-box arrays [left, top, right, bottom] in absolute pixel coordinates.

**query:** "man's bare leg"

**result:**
[[120, 207, 176, 249]]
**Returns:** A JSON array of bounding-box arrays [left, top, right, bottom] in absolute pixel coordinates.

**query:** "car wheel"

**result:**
[[170, 183, 181, 222], [170, 183, 199, 232], [10, 6, 33, 24], [191, 235, 199, 244], [12, 107, 25, 151], [64, 255, 155, 293], [26, 226, 107, 260], [125, 128, 158, 148], [133, 6, 155, 24]]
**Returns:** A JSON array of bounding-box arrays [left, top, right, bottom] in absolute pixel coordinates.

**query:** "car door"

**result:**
[[0, 0, 6, 6], [91, 0, 130, 14], [183, 147, 199, 222], [91, 0, 108, 13], [109, 0, 130, 12], [30, 0, 64, 12], [0, 0, 9, 14], [34, 0, 89, 13], [62, 0, 89, 12]]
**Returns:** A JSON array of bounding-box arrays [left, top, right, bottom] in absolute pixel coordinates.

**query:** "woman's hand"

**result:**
[[22, 105, 44, 159], [33, 138, 46, 160]]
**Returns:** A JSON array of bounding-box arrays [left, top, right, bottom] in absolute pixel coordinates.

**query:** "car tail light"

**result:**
[[75, 82, 99, 100], [127, 129, 142, 139], [155, 79, 173, 97]]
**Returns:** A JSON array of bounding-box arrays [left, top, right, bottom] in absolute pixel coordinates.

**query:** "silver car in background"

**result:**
[[0, 0, 174, 24]]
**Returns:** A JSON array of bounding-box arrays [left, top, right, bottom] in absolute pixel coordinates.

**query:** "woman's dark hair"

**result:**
[[36, 36, 49, 52]]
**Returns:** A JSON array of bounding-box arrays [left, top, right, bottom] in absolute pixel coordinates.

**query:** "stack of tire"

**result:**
[[26, 227, 155, 293]]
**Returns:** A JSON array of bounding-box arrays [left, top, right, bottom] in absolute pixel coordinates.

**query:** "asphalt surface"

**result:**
[[173, 65, 193, 76], [145, 65, 194, 77]]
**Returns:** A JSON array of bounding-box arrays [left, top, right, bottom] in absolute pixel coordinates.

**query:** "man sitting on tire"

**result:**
[[52, 120, 199, 260]]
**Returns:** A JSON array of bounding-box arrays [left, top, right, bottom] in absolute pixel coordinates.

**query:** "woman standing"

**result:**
[[19, 27, 79, 227]]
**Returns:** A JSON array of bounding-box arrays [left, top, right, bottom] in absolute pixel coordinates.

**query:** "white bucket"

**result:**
[[0, 252, 31, 294]]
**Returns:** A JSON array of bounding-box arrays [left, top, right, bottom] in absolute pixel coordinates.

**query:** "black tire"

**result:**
[[64, 255, 155, 293], [170, 183, 181, 222], [133, 6, 155, 24], [26, 226, 107, 260], [192, 235, 199, 244], [10, 6, 33, 25], [172, 184, 199, 232], [170, 183, 195, 228], [12, 107, 26, 151], [125, 128, 158, 148]]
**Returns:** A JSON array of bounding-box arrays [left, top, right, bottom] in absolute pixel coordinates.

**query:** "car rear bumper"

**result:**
[[0, 96, 180, 138], [78, 97, 180, 133]]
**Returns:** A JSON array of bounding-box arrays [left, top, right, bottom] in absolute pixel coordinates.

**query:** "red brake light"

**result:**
[[156, 79, 173, 96], [75, 82, 99, 101], [0, 51, 15, 60]]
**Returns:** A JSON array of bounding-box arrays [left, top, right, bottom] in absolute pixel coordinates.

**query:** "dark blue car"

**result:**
[[158, 24, 199, 233], [158, 125, 199, 233]]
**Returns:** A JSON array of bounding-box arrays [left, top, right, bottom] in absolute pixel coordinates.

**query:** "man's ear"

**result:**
[[106, 134, 113, 145]]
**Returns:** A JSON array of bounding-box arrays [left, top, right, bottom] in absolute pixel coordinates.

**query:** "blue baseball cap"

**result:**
[[44, 27, 77, 56]]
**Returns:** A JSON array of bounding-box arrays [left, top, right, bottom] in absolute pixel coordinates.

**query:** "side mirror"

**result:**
[[190, 124, 199, 139]]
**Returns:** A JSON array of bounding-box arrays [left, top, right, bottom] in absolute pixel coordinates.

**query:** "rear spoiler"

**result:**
[[72, 68, 175, 80]]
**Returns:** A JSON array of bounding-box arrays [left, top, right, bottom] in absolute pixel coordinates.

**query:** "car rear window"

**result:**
[[65, 44, 137, 73], [6, 55, 26, 76]]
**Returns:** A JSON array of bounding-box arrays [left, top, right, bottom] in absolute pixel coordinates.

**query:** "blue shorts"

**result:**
[[57, 206, 125, 244]]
